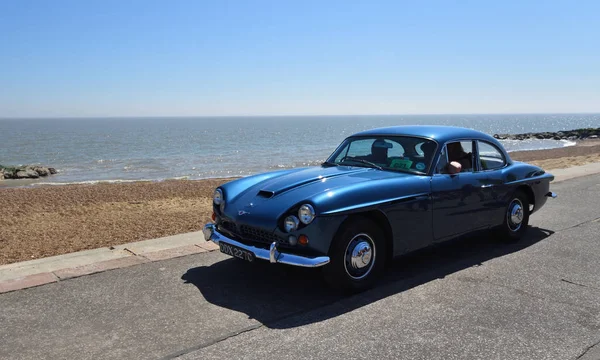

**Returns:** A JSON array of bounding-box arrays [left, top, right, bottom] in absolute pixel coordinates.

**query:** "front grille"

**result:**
[[218, 220, 286, 246], [240, 225, 284, 244], [220, 221, 237, 234]]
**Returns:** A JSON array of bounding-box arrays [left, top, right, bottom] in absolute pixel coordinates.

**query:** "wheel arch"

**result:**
[[330, 210, 393, 266], [516, 184, 535, 213]]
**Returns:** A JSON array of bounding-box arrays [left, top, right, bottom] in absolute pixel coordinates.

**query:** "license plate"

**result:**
[[219, 242, 255, 262]]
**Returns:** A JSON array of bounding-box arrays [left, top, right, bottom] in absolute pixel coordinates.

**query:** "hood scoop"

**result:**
[[257, 190, 275, 198]]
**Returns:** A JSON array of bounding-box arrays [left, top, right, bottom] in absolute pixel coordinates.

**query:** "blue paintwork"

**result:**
[[212, 126, 555, 260]]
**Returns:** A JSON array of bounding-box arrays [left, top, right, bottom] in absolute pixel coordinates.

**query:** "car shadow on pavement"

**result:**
[[181, 226, 553, 329]]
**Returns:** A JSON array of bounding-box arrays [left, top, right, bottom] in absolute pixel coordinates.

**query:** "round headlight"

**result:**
[[213, 189, 224, 205], [298, 204, 315, 224], [284, 216, 300, 233]]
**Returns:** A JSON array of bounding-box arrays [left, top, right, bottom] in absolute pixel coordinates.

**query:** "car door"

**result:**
[[431, 140, 490, 241], [476, 140, 510, 227]]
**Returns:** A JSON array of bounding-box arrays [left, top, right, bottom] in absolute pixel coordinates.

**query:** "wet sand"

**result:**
[[1, 140, 599, 265]]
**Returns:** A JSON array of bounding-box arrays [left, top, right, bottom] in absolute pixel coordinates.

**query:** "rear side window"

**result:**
[[478, 141, 506, 170]]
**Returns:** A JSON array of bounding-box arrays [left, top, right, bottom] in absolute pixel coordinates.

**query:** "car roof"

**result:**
[[351, 125, 498, 144]]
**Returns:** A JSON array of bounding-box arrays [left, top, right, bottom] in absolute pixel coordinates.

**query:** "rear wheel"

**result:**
[[500, 189, 530, 241], [323, 217, 385, 293]]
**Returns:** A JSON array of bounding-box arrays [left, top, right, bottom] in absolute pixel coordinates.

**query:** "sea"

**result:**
[[1, 114, 599, 186]]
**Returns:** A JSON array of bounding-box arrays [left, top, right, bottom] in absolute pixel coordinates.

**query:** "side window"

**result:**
[[445, 140, 474, 172], [478, 141, 506, 170]]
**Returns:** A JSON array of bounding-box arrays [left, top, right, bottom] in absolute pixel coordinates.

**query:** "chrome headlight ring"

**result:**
[[284, 216, 300, 233], [298, 204, 316, 225], [213, 188, 224, 206]]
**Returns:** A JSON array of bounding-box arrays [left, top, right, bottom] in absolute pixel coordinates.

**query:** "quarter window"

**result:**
[[478, 141, 506, 170]]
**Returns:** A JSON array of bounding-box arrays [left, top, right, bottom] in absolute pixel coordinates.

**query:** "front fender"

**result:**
[[311, 175, 432, 215]]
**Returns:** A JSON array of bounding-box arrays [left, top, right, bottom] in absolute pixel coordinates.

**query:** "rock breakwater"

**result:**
[[0, 165, 57, 180], [493, 128, 600, 141]]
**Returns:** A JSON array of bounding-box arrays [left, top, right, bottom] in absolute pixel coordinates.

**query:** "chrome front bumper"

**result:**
[[202, 223, 330, 268]]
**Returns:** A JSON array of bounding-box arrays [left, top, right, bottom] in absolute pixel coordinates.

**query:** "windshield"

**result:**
[[325, 136, 438, 175]]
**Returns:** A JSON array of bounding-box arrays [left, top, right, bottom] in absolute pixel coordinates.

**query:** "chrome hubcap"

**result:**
[[344, 233, 376, 280], [350, 241, 372, 269], [507, 199, 524, 231]]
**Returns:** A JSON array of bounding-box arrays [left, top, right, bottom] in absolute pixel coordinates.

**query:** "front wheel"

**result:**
[[500, 189, 530, 242], [323, 217, 385, 293]]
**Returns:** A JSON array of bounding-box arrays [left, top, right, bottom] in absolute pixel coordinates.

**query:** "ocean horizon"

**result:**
[[1, 113, 599, 186]]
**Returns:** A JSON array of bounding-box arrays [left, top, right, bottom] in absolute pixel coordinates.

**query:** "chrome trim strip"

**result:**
[[505, 173, 555, 185], [203, 223, 330, 268], [320, 191, 430, 215]]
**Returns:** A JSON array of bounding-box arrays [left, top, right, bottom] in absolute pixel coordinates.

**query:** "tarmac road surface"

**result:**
[[1, 174, 600, 360]]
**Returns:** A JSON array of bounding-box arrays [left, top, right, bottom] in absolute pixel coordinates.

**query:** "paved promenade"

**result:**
[[1, 171, 599, 359]]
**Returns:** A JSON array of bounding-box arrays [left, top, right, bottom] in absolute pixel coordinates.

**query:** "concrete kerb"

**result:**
[[551, 162, 600, 183], [1, 162, 599, 294], [0, 231, 218, 294]]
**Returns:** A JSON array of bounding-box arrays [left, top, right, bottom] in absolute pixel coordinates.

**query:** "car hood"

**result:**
[[221, 165, 414, 223]]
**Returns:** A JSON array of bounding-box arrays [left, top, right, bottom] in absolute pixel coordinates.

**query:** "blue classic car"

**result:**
[[203, 126, 556, 292]]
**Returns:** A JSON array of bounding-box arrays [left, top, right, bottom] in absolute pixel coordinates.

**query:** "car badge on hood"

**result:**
[[238, 203, 254, 216]]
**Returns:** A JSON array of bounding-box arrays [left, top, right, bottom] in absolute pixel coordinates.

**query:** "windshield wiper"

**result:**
[[321, 161, 338, 167], [340, 158, 383, 170]]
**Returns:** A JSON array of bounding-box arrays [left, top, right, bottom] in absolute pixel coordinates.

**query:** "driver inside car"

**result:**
[[446, 142, 473, 174], [368, 138, 392, 164]]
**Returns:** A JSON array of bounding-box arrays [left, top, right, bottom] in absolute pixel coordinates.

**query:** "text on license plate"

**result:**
[[219, 242, 255, 262]]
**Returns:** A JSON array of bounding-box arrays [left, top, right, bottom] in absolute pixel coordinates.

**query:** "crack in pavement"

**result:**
[[576, 338, 600, 359], [158, 323, 263, 360], [455, 276, 599, 313], [561, 279, 600, 291], [123, 248, 137, 256], [556, 216, 600, 233], [561, 279, 588, 288], [159, 298, 348, 359]]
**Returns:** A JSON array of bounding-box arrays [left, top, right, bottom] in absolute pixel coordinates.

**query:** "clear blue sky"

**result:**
[[1, 0, 599, 117]]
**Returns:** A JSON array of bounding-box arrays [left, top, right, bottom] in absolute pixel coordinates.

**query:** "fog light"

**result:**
[[288, 235, 297, 246], [298, 235, 309, 246]]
